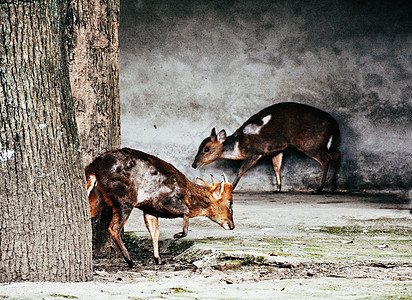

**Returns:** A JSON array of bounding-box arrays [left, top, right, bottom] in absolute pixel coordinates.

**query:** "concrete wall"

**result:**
[[119, 0, 411, 193]]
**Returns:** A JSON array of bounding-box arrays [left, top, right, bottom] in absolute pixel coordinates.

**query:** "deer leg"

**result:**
[[328, 150, 341, 191], [313, 151, 332, 194], [232, 154, 262, 189], [88, 187, 105, 218], [143, 213, 162, 265], [272, 152, 283, 192], [108, 208, 134, 268], [300, 148, 332, 194], [174, 215, 189, 239]]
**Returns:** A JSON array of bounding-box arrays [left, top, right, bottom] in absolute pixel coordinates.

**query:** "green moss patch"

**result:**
[[167, 240, 195, 254], [169, 287, 193, 294]]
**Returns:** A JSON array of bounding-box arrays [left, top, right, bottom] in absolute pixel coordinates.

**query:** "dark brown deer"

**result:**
[[192, 102, 340, 193], [86, 148, 234, 267]]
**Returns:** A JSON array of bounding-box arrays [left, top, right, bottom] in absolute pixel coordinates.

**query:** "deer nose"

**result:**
[[224, 221, 235, 230]]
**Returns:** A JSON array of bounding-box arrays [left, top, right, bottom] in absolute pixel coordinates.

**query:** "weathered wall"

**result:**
[[119, 0, 411, 193]]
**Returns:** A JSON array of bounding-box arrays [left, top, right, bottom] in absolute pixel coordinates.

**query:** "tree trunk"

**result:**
[[66, 0, 121, 259], [0, 1, 92, 282]]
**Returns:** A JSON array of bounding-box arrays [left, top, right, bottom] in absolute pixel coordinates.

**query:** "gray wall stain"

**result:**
[[119, 0, 412, 193]]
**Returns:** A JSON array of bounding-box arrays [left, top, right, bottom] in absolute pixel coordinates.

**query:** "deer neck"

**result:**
[[220, 133, 245, 160], [187, 182, 212, 217]]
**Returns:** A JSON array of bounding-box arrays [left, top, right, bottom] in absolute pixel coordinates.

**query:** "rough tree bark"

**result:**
[[66, 0, 121, 259], [0, 1, 92, 282]]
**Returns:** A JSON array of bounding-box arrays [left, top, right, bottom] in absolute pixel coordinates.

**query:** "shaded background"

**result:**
[[119, 0, 411, 194]]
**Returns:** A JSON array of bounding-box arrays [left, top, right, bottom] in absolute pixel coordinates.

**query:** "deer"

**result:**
[[192, 102, 340, 193], [85, 147, 234, 267]]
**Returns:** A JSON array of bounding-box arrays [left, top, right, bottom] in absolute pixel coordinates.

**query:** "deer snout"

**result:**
[[223, 220, 235, 230], [192, 157, 203, 169]]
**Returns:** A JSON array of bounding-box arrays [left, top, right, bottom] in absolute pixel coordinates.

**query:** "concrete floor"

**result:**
[[125, 190, 411, 244], [1, 191, 411, 299]]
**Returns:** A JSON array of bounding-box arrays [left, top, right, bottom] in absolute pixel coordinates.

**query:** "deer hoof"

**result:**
[[312, 188, 323, 195], [154, 257, 164, 265], [173, 232, 187, 239], [126, 260, 134, 268]]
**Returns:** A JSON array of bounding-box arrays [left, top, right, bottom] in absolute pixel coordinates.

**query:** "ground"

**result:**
[[1, 191, 411, 299]]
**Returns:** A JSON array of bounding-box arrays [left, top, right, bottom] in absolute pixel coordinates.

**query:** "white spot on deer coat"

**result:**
[[158, 186, 173, 195], [137, 189, 147, 203], [243, 114, 272, 135], [137, 185, 174, 203], [0, 150, 15, 162]]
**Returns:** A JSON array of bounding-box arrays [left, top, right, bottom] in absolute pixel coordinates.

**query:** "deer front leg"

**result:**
[[143, 213, 162, 264], [174, 215, 189, 239], [232, 154, 262, 189], [272, 152, 283, 192]]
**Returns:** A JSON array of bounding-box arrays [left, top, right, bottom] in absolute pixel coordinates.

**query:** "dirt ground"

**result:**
[[1, 191, 411, 299]]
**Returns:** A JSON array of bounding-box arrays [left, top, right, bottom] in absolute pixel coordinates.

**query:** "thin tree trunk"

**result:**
[[66, 0, 121, 259], [0, 1, 92, 282]]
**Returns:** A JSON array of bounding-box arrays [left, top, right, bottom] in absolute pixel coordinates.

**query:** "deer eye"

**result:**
[[204, 147, 210, 153]]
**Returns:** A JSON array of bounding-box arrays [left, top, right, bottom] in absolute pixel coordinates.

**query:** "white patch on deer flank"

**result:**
[[243, 114, 272, 135], [138, 185, 174, 203], [158, 186, 173, 195], [0, 150, 15, 162], [327, 135, 333, 150], [137, 189, 148, 203]]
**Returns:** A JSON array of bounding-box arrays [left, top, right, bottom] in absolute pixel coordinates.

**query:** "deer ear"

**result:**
[[210, 128, 217, 142], [196, 177, 209, 187], [212, 182, 224, 200], [218, 129, 226, 143]]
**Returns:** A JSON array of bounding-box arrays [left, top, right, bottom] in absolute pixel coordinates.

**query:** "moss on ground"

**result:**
[[175, 224, 411, 265], [125, 223, 411, 267]]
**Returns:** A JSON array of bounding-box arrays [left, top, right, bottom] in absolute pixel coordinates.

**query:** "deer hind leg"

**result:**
[[108, 207, 134, 268], [143, 213, 162, 265], [328, 150, 341, 191], [302, 149, 332, 194], [315, 151, 332, 194], [272, 152, 283, 192], [87, 175, 105, 218], [88, 188, 107, 218]]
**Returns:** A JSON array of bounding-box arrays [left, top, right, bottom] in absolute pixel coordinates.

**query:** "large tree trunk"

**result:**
[[66, 0, 121, 259], [0, 1, 92, 282]]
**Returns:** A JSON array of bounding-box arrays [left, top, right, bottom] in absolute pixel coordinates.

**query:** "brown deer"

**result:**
[[86, 148, 234, 267], [192, 102, 340, 193]]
